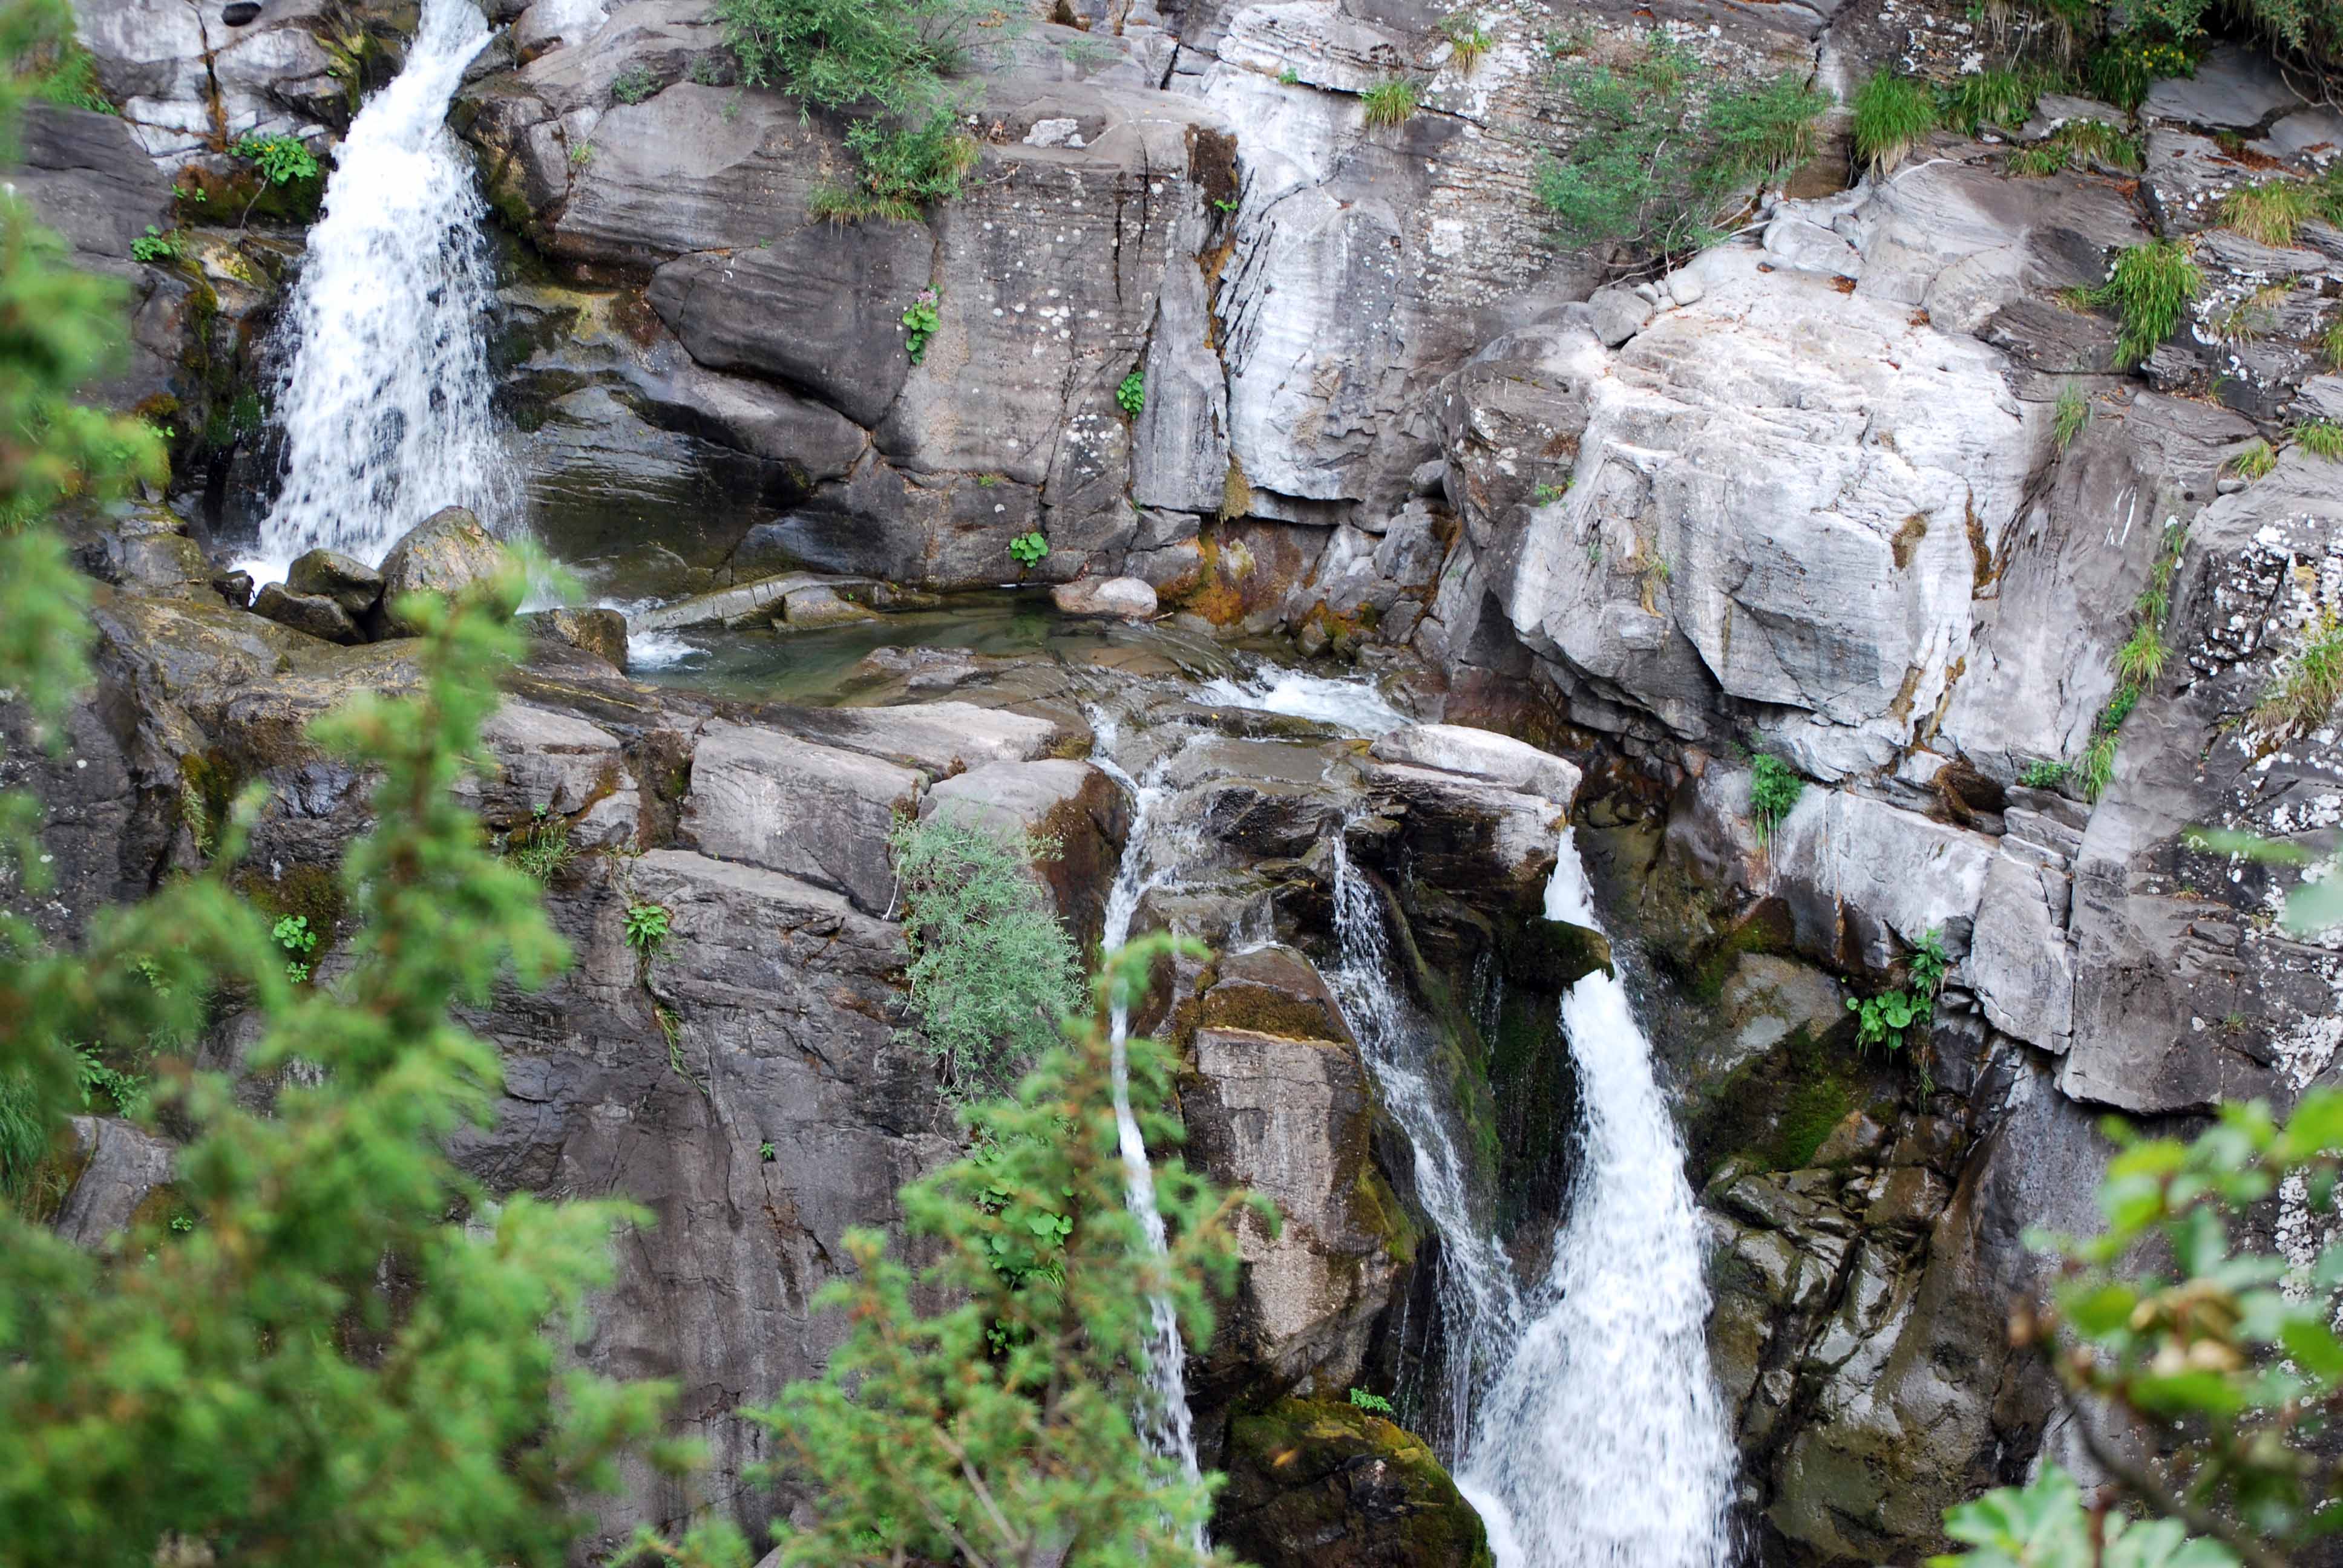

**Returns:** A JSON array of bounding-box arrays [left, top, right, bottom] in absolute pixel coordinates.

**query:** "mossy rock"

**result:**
[[1216, 1397, 1495, 1568]]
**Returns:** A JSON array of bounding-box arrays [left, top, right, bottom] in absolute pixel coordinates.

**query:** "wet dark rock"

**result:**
[[1214, 1398, 1493, 1568], [517, 606, 628, 670], [222, 2, 262, 25], [212, 569, 255, 610], [376, 508, 505, 634], [286, 547, 384, 618], [251, 583, 364, 645]]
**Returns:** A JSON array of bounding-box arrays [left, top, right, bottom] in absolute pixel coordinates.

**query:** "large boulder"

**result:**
[[681, 719, 923, 917], [920, 759, 1130, 952], [286, 548, 385, 619], [251, 583, 364, 645], [377, 507, 506, 635], [1214, 1397, 1495, 1568]]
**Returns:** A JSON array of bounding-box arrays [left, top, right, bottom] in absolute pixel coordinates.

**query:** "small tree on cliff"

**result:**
[[1938, 862, 2343, 1568], [735, 936, 1259, 1568], [0, 7, 693, 1550]]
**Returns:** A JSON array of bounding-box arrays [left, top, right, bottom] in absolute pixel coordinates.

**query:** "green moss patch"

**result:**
[[1217, 1397, 1495, 1568]]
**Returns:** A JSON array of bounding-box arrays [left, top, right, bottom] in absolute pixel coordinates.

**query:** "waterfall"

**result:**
[[1456, 830, 1737, 1568], [1325, 837, 1525, 1446], [1087, 714, 1207, 1520], [246, 0, 510, 578]]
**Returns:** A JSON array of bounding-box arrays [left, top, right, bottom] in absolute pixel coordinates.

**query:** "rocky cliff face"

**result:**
[[21, 0, 2343, 1562]]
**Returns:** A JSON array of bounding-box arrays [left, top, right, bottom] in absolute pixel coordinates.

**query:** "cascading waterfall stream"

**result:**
[[245, 0, 511, 580], [1457, 830, 1737, 1568], [1086, 713, 1207, 1518]]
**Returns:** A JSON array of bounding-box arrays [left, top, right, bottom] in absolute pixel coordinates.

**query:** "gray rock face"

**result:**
[[1368, 724, 1582, 809], [69, 0, 360, 160], [286, 548, 385, 618], [52, 1116, 177, 1249], [682, 719, 923, 917]]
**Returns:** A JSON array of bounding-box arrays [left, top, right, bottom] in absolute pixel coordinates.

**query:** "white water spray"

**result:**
[[1194, 667, 1412, 734], [247, 0, 510, 578], [1458, 830, 1737, 1568]]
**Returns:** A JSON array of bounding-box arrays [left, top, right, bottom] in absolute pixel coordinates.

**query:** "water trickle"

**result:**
[[1458, 831, 1737, 1568], [1087, 713, 1207, 1520], [246, 0, 511, 579], [1193, 665, 1412, 734]]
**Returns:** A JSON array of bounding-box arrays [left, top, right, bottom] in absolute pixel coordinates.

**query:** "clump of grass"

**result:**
[[1851, 70, 1938, 174], [2074, 239, 2202, 367], [1362, 74, 1420, 128], [1442, 13, 1494, 74], [2080, 521, 2187, 800], [506, 806, 577, 884], [2321, 314, 2343, 370], [2230, 439, 2278, 480], [2219, 177, 2320, 246], [610, 64, 659, 104], [2296, 419, 2343, 459], [2256, 609, 2343, 737], [2115, 620, 2168, 686], [2054, 381, 2091, 451], [2009, 118, 2141, 176], [1941, 67, 2040, 134]]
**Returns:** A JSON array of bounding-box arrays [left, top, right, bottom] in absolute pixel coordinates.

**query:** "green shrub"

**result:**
[[623, 900, 672, 958], [610, 64, 659, 104], [2083, 33, 2194, 109], [272, 912, 318, 984], [887, 814, 1085, 1097], [2053, 381, 2090, 451], [716, 0, 995, 215], [2230, 439, 2278, 479], [1115, 370, 1145, 419], [1347, 1388, 1397, 1416], [2074, 239, 2201, 367], [229, 132, 318, 186], [1008, 530, 1049, 567], [900, 286, 940, 362], [1852, 71, 1938, 174], [507, 805, 577, 884], [15, 39, 111, 113], [1441, 14, 1493, 74], [1847, 928, 1950, 1055], [1541, 36, 1826, 264], [2008, 117, 2140, 176], [2018, 758, 2071, 789], [129, 226, 178, 263], [2220, 176, 2320, 244], [2295, 417, 2343, 459], [1748, 753, 1804, 844], [1360, 74, 1418, 128]]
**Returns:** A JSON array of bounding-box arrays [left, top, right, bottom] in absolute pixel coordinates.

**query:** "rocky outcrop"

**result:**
[[1215, 1397, 1495, 1568]]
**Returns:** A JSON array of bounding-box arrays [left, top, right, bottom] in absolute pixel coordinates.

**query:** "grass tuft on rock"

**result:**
[[2009, 118, 2141, 176], [1940, 67, 2040, 134], [2256, 609, 2343, 738], [2075, 239, 2202, 367], [2220, 177, 2321, 246], [1850, 71, 1938, 174], [2295, 419, 2343, 460], [2054, 382, 2091, 451], [1361, 74, 1419, 127]]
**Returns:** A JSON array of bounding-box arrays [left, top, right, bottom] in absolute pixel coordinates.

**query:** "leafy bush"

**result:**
[[623, 900, 672, 958], [610, 64, 658, 103], [1539, 36, 1826, 267], [1938, 1084, 2343, 1567], [1748, 752, 1804, 843], [272, 912, 318, 984], [1846, 928, 1949, 1053], [1115, 369, 1145, 419], [2074, 239, 2201, 367], [716, 0, 995, 217], [1851, 71, 1937, 174], [1008, 529, 1049, 567], [230, 132, 318, 186], [900, 285, 939, 361], [129, 224, 177, 263], [1360, 74, 1418, 128], [1348, 1387, 1397, 1416], [887, 814, 1085, 1097], [2018, 758, 2071, 789], [2083, 33, 2195, 108]]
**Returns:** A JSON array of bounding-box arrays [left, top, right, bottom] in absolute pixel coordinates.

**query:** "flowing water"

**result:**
[[245, 0, 510, 579], [1456, 831, 1737, 1568]]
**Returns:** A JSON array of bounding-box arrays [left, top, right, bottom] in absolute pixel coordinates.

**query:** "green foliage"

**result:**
[[508, 804, 577, 884], [746, 935, 1253, 1568], [2075, 239, 2202, 368], [623, 900, 672, 958], [0, 516, 684, 1566], [272, 912, 319, 984], [1115, 370, 1145, 419], [2019, 757, 2073, 789], [610, 63, 658, 103], [2053, 381, 2091, 451], [1441, 13, 1493, 74], [716, 0, 992, 215], [2072, 521, 2187, 800], [2230, 439, 2278, 480], [2083, 34, 2194, 110], [1935, 1087, 2343, 1568], [1539, 36, 1826, 267], [1846, 928, 1950, 1053], [2116, 619, 2169, 688], [1347, 1387, 1397, 1416], [2008, 118, 2141, 176], [1009, 529, 1049, 567], [1277, 65, 1299, 85], [72, 1042, 146, 1117], [1940, 67, 2041, 134], [229, 131, 319, 186], [568, 140, 594, 168], [1850, 71, 1938, 174], [1361, 74, 1418, 127], [0, 1070, 44, 1198], [128, 224, 177, 263], [1535, 480, 1570, 504], [759, 1138, 776, 1161], [2293, 417, 2343, 459], [886, 814, 1084, 1097], [10, 34, 110, 113], [2254, 606, 2343, 737], [900, 285, 940, 362], [1748, 753, 1804, 844]]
